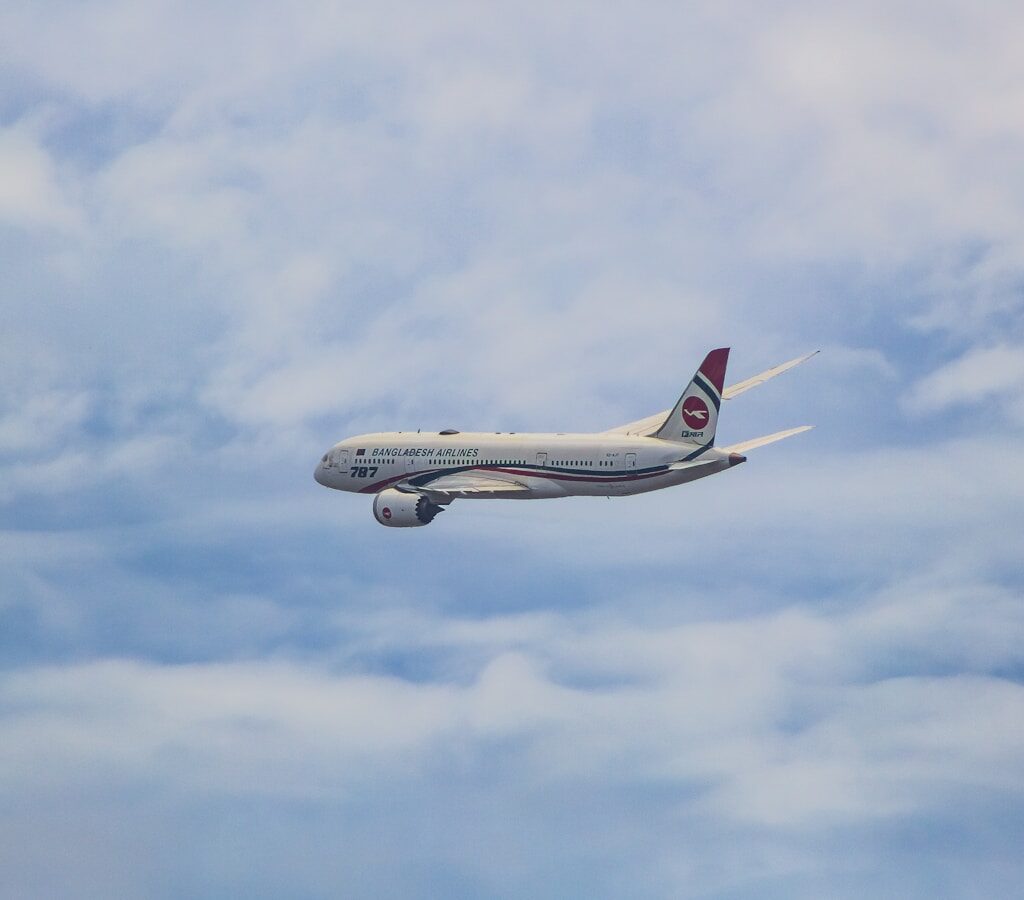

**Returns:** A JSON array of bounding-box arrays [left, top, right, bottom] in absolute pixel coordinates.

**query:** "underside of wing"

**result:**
[[604, 350, 819, 437], [405, 471, 532, 500]]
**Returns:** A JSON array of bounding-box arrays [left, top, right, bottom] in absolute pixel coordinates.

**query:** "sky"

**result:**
[[1, 1, 1023, 897]]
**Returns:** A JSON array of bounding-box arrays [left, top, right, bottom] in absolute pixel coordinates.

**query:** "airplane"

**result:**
[[314, 348, 817, 526]]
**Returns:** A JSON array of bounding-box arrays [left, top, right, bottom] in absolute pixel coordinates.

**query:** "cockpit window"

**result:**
[[321, 454, 328, 463], [325, 448, 350, 468]]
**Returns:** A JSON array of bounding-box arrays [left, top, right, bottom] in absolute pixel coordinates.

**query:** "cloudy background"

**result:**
[[2, 2, 1023, 897]]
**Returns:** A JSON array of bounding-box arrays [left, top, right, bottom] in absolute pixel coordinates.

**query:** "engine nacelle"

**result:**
[[372, 488, 444, 527]]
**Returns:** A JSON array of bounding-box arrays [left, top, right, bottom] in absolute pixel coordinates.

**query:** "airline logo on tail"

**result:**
[[681, 398, 710, 429]]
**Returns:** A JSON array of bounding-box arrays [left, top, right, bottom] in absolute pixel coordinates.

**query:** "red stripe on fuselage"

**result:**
[[490, 466, 668, 485], [358, 465, 670, 493]]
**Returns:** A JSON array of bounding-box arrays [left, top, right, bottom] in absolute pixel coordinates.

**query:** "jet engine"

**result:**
[[372, 488, 444, 527]]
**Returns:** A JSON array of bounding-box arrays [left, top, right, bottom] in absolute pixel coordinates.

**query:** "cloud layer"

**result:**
[[2, 2, 1023, 897]]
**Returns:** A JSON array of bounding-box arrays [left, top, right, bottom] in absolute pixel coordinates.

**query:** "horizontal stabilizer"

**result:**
[[721, 425, 813, 455], [668, 458, 722, 471]]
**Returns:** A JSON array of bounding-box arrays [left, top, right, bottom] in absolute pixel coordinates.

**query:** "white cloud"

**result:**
[[3, 0, 1022, 440], [96, 134, 256, 257], [0, 124, 80, 230], [1, 576, 1022, 870], [0, 388, 91, 453], [905, 344, 1024, 417], [0, 433, 180, 504]]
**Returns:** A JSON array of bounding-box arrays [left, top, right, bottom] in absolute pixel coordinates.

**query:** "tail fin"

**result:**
[[653, 348, 729, 445]]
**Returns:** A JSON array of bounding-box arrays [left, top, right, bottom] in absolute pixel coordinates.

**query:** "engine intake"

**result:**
[[372, 488, 444, 527]]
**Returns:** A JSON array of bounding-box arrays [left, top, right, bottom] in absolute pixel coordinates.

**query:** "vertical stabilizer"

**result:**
[[653, 348, 730, 445]]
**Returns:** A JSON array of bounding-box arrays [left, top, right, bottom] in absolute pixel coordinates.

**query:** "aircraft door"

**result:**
[[536, 451, 548, 469], [331, 449, 350, 470], [625, 452, 637, 469]]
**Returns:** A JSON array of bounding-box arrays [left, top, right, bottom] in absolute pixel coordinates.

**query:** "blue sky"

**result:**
[[2, 2, 1023, 897]]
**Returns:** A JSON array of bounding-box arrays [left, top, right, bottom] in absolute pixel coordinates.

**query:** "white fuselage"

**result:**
[[314, 430, 740, 499]]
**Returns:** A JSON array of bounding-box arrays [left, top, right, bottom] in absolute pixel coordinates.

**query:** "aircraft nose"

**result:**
[[314, 462, 328, 485]]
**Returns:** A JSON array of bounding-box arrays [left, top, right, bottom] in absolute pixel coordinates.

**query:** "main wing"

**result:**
[[605, 350, 819, 437], [405, 471, 531, 501]]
